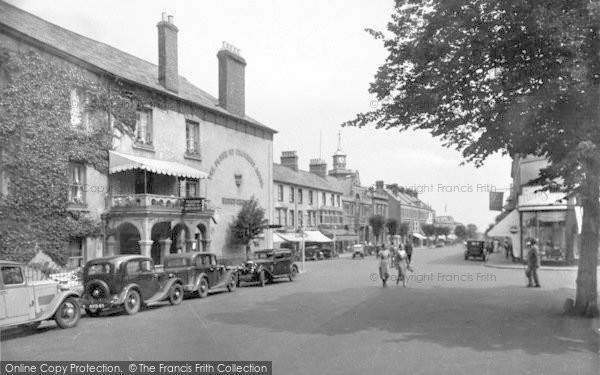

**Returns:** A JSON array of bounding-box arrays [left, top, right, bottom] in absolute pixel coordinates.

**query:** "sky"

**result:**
[[6, 0, 513, 231]]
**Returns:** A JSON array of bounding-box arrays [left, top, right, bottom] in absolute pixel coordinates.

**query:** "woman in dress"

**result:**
[[395, 245, 409, 287], [378, 245, 391, 287]]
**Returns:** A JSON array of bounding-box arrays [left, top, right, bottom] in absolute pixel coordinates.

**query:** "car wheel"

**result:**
[[85, 307, 103, 317], [227, 276, 236, 292], [289, 266, 298, 282], [197, 278, 209, 298], [259, 270, 266, 287], [124, 289, 141, 315], [54, 297, 81, 329], [169, 283, 184, 305]]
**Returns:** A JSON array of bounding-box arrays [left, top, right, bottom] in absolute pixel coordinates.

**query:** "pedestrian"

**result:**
[[525, 238, 541, 287], [404, 238, 413, 265], [395, 246, 409, 287], [378, 246, 391, 288], [503, 237, 510, 259]]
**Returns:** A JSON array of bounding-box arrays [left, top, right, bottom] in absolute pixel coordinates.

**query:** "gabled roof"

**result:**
[[0, 1, 276, 135], [273, 164, 343, 193]]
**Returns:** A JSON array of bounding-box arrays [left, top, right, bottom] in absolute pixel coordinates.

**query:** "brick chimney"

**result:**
[[217, 41, 246, 117], [309, 159, 327, 178], [157, 13, 178, 93], [280, 151, 299, 171], [376, 180, 384, 190]]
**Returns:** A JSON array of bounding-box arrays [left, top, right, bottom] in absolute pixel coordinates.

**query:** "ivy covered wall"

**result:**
[[0, 46, 136, 265]]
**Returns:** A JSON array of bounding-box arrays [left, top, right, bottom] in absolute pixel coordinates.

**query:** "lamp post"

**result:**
[[300, 225, 305, 272]]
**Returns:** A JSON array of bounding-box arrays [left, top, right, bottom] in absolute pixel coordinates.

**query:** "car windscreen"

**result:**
[[86, 264, 111, 275], [165, 257, 189, 267]]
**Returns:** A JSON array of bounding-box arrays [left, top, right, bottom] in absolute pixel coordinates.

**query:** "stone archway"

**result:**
[[196, 223, 208, 252], [151, 222, 171, 264], [117, 223, 141, 255], [171, 223, 190, 253]]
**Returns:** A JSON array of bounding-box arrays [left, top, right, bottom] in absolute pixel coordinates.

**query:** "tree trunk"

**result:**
[[574, 173, 599, 316]]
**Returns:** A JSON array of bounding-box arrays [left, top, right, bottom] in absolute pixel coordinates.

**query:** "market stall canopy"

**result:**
[[276, 232, 303, 243], [411, 233, 426, 240], [488, 210, 519, 237], [320, 228, 358, 241], [109, 151, 209, 179]]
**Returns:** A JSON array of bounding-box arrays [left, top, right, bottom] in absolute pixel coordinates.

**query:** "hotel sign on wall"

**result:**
[[208, 148, 264, 188], [518, 186, 566, 208]]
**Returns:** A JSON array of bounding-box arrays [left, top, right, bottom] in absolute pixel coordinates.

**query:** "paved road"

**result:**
[[2, 246, 599, 374]]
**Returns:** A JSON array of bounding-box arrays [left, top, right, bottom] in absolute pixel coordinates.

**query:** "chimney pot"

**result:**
[[280, 151, 299, 172], [162, 12, 167, 21], [168, 15, 174, 24]]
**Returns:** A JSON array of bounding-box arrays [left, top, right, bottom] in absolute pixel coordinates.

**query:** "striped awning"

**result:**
[[109, 151, 208, 179]]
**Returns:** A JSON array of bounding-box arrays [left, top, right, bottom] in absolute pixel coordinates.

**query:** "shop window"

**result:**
[[135, 109, 153, 146], [186, 120, 200, 155], [68, 162, 85, 205]]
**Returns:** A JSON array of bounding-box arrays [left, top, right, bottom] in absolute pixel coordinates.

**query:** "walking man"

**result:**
[[525, 238, 541, 287], [405, 237, 413, 265]]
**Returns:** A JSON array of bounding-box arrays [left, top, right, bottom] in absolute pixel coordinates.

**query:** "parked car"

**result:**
[[305, 246, 324, 261], [163, 252, 237, 298], [321, 247, 339, 259], [80, 255, 184, 316], [238, 249, 298, 287], [352, 244, 366, 259], [435, 240, 445, 247], [0, 260, 81, 330], [464, 240, 488, 261]]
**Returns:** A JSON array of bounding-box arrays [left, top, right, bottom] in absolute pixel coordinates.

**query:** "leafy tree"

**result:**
[[345, 0, 600, 316], [386, 217, 398, 237], [230, 197, 267, 260], [398, 221, 410, 238], [466, 224, 479, 239], [454, 224, 467, 239], [368, 215, 386, 244]]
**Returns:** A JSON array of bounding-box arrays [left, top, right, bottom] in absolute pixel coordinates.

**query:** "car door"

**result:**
[[273, 252, 288, 275], [206, 255, 221, 287], [1, 265, 33, 324], [127, 259, 159, 300]]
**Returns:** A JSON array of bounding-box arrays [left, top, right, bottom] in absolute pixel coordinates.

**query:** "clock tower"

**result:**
[[329, 131, 352, 178]]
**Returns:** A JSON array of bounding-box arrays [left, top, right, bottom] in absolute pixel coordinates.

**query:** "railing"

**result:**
[[110, 194, 183, 209], [22, 264, 82, 292]]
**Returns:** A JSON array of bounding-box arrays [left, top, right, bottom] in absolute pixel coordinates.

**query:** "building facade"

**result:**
[[384, 183, 435, 246], [0, 3, 275, 265]]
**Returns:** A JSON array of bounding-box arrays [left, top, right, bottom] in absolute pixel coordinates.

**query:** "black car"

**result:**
[[321, 247, 339, 259], [81, 255, 184, 316], [305, 246, 324, 261], [464, 240, 488, 261], [238, 249, 299, 287], [163, 252, 237, 298]]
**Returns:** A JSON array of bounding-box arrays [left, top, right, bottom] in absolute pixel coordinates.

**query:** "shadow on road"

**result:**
[[206, 285, 598, 356]]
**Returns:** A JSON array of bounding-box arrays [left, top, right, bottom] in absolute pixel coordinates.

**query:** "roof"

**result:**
[[0, 260, 21, 266], [109, 151, 209, 179], [0, 1, 276, 135], [273, 164, 343, 193], [164, 252, 216, 259]]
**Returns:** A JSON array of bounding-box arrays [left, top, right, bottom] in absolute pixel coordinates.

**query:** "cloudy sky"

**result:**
[[7, 0, 513, 231]]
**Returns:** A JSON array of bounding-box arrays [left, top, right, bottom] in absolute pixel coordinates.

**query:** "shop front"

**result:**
[[518, 186, 579, 264]]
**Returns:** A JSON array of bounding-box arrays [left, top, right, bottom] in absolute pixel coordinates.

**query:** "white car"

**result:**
[[0, 261, 81, 330]]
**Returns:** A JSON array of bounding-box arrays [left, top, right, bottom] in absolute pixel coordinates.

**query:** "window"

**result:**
[[186, 180, 199, 197], [70, 88, 86, 128], [289, 186, 295, 203], [68, 162, 85, 205], [1, 265, 24, 285], [298, 210, 303, 227], [186, 120, 200, 155], [330, 193, 335, 206], [322, 192, 326, 206], [277, 185, 284, 201], [277, 209, 283, 225], [298, 189, 303, 204], [283, 210, 288, 226], [308, 190, 313, 205], [135, 109, 153, 145], [67, 237, 84, 267], [337, 195, 341, 207], [290, 211, 295, 227]]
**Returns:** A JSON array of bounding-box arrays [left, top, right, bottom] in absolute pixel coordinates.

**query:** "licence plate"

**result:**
[[88, 304, 104, 309]]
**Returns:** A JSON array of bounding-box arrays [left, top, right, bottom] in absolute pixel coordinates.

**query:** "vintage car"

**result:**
[[304, 246, 324, 261], [238, 249, 299, 287], [321, 247, 339, 259], [163, 252, 237, 298], [352, 244, 366, 259], [464, 240, 488, 261], [0, 260, 81, 330], [80, 255, 184, 316]]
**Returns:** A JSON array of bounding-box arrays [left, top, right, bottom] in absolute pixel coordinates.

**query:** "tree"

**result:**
[[344, 0, 600, 316], [466, 224, 479, 240], [421, 224, 435, 246], [454, 224, 467, 239], [368, 215, 386, 244], [386, 218, 399, 237], [230, 197, 267, 260], [398, 221, 410, 239]]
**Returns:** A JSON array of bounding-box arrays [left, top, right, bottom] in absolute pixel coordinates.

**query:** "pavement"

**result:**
[[2, 245, 598, 374], [484, 250, 595, 271]]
